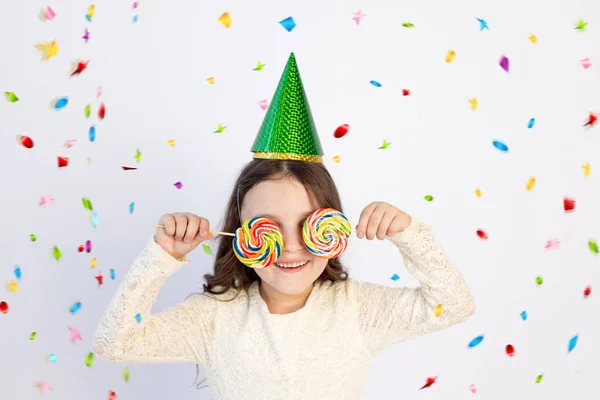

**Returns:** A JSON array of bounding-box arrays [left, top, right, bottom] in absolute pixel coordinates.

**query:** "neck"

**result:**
[[259, 281, 314, 315]]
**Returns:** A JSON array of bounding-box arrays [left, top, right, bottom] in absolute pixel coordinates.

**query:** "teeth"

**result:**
[[276, 261, 308, 269]]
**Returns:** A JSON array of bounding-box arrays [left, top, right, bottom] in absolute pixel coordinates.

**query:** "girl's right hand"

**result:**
[[154, 213, 213, 260]]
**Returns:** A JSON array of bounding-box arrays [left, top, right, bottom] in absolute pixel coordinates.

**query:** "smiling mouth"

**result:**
[[275, 260, 309, 269]]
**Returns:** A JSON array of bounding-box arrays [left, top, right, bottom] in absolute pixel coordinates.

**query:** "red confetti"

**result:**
[[0, 301, 8, 314], [121, 166, 137, 171], [108, 391, 117, 400], [402, 89, 411, 96], [583, 112, 597, 128], [98, 103, 106, 120], [584, 285, 591, 298], [78, 245, 84, 253], [17, 135, 34, 148], [57, 156, 69, 167], [70, 60, 90, 76], [476, 230, 488, 239], [564, 197, 576, 212], [506, 344, 515, 357], [95, 272, 104, 286], [334, 124, 350, 138], [419, 376, 437, 390]]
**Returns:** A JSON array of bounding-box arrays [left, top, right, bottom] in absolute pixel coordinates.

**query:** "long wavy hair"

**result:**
[[202, 159, 349, 301]]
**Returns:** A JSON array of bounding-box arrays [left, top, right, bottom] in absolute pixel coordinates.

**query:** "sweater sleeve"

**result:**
[[356, 218, 475, 355], [92, 236, 216, 365]]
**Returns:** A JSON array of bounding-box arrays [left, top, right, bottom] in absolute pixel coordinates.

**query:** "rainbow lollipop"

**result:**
[[303, 208, 352, 259], [233, 217, 284, 269]]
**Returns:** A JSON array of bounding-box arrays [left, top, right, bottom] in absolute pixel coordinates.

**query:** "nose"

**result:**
[[281, 224, 305, 253]]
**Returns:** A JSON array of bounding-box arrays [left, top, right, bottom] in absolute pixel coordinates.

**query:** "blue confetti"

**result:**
[[110, 269, 116, 280], [492, 140, 509, 152], [132, 15, 138, 23], [85, 15, 92, 22], [91, 211, 98, 228], [69, 301, 82, 315], [279, 16, 296, 32], [89, 125, 96, 142], [568, 334, 578, 353], [390, 273, 400, 281], [129, 202, 135, 214], [54, 97, 69, 110], [468, 335, 484, 348], [48, 353, 57, 363], [134, 313, 142, 323], [370, 80, 382, 87], [528, 118, 535, 128], [14, 266, 21, 280], [520, 311, 528, 321]]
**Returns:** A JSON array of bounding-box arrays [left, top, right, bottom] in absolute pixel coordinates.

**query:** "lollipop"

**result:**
[[303, 208, 352, 259], [233, 217, 284, 269]]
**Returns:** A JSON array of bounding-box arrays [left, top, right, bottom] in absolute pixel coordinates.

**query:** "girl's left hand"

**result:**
[[355, 202, 412, 240]]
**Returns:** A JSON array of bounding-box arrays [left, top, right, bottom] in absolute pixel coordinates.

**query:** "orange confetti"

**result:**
[[332, 155, 341, 163], [526, 177, 536, 191], [206, 77, 215, 84], [218, 12, 231, 28], [445, 50, 456, 63]]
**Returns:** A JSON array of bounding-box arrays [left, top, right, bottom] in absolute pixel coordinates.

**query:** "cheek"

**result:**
[[310, 257, 329, 273]]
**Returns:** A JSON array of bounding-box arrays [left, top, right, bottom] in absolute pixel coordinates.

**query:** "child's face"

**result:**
[[240, 178, 329, 296]]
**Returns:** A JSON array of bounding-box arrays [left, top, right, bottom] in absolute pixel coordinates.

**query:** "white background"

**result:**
[[1, 0, 599, 399]]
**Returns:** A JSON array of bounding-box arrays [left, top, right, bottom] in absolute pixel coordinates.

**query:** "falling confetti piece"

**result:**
[[0, 301, 8, 314], [68, 326, 83, 343], [86, 352, 94, 367], [82, 198, 93, 211], [469, 384, 477, 393], [85, 240, 92, 253], [85, 104, 91, 118], [89, 126, 96, 142], [279, 17, 296, 32], [352, 11, 366, 25], [536, 275, 543, 286], [214, 124, 226, 133], [174, 182, 183, 189], [42, 6, 56, 21], [468, 98, 478, 110], [122, 166, 138, 171], [445, 50, 456, 63], [6, 281, 18, 293], [402, 89, 410, 96], [132, 15, 138, 23], [402, 22, 414, 28], [378, 140, 391, 149], [14, 266, 21, 280], [332, 155, 341, 163], [70, 302, 82, 314], [218, 12, 231, 28], [70, 60, 89, 76], [435, 304, 442, 317], [5, 92, 19, 103], [583, 112, 597, 127], [564, 197, 575, 212], [528, 118, 536, 128], [476, 18, 488, 30], [90, 258, 97, 269], [108, 390, 117, 400], [206, 77, 215, 84], [134, 148, 142, 162], [492, 140, 508, 152], [47, 353, 57, 363], [17, 135, 34, 149], [53, 246, 62, 261], [30, 234, 37, 242], [574, 18, 587, 31], [520, 311, 528, 321], [34, 381, 53, 394], [253, 61, 266, 71], [534, 374, 543, 384], [526, 177, 536, 191], [202, 244, 212, 255], [589, 240, 598, 254], [476, 230, 488, 239], [568, 334, 578, 353], [134, 313, 142, 323], [528, 34, 537, 44], [370, 80, 382, 87], [110, 269, 116, 279], [35, 40, 59, 60], [584, 286, 591, 297], [424, 195, 433, 202], [167, 139, 176, 147], [499, 56, 509, 72], [334, 124, 349, 138], [419, 376, 437, 390], [468, 335, 484, 348], [91, 211, 98, 228], [580, 58, 592, 69], [129, 202, 135, 214], [258, 100, 268, 110], [506, 344, 515, 357], [582, 163, 591, 177], [86, 5, 95, 22], [30, 332, 37, 340], [391, 273, 400, 281], [475, 188, 482, 197], [64, 139, 76, 149], [98, 103, 106, 119], [53, 97, 69, 109], [39, 195, 54, 206], [545, 239, 560, 249], [82, 28, 90, 42], [123, 368, 130, 382], [95, 272, 103, 286]]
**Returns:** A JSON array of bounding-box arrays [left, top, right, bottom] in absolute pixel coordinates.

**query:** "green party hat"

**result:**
[[251, 52, 324, 163]]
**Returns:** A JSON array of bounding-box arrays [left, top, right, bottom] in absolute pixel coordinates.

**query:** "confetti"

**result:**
[[253, 61, 266, 71], [35, 40, 59, 60], [536, 374, 543, 383], [39, 196, 54, 206], [580, 58, 592, 69], [279, 17, 296, 32], [468, 335, 484, 348], [435, 304, 442, 317], [14, 266, 21, 280], [85, 104, 91, 118], [468, 98, 478, 110], [445, 50, 456, 63], [96, 86, 102, 98], [123, 368, 130, 382], [218, 12, 231, 28], [567, 334, 578, 353], [108, 390, 117, 400], [110, 269, 116, 279], [332, 155, 341, 163], [70, 302, 82, 314], [419, 376, 437, 390], [258, 100, 268, 110], [85, 352, 94, 367], [469, 384, 477, 393], [476, 18, 489, 30], [68, 326, 83, 343], [5, 92, 19, 102], [402, 89, 410, 96], [402, 22, 414, 28], [334, 124, 349, 138], [17, 135, 34, 149], [526, 177, 536, 191], [574, 18, 587, 31], [65, 139, 76, 149], [475, 188, 482, 197], [134, 313, 142, 323], [528, 34, 537, 44], [30, 234, 37, 242], [70, 60, 89, 76], [352, 11, 366, 25], [30, 332, 37, 340], [202, 244, 212, 255], [391, 273, 400, 281], [583, 285, 591, 298], [520, 311, 528, 321], [53, 96, 69, 109], [95, 272, 103, 286], [582, 163, 591, 177], [476, 230, 488, 239], [82, 198, 93, 211], [563, 197, 575, 212], [214, 124, 226, 133], [132, 15, 138, 23], [174, 182, 183, 189], [134, 148, 142, 162], [53, 246, 62, 261], [424, 195, 434, 202], [98, 103, 106, 119], [588, 240, 598, 254], [85, 240, 92, 253], [378, 140, 391, 149], [167, 139, 176, 147], [206, 77, 215, 84], [43, 6, 56, 21], [82, 28, 90, 43], [129, 202, 135, 213], [506, 344, 515, 357], [0, 301, 8, 314], [6, 281, 18, 293], [90, 257, 97, 269], [91, 211, 98, 228], [536, 275, 543, 286], [34, 381, 52, 394], [47, 353, 57, 363], [86, 5, 95, 22], [492, 140, 508, 152], [528, 118, 536, 128], [545, 239, 560, 249], [499, 56, 509, 72], [122, 166, 137, 171], [369, 80, 382, 87], [89, 126, 96, 142], [583, 112, 597, 127]]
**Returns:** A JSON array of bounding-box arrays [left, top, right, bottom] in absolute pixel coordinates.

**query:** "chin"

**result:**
[[257, 258, 328, 295]]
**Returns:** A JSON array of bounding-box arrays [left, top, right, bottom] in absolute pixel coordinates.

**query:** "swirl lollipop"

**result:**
[[233, 217, 284, 269], [303, 208, 352, 259]]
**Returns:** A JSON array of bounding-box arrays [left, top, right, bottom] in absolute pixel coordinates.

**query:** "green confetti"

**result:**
[[202, 244, 212, 255], [30, 332, 37, 340], [53, 246, 62, 261], [123, 367, 130, 382], [378, 140, 391, 150], [424, 195, 434, 201], [402, 22, 415, 28], [5, 92, 19, 103], [536, 275, 543, 286], [535, 374, 543, 383], [82, 197, 93, 211], [30, 234, 37, 242], [85, 352, 94, 367], [589, 240, 598, 254], [134, 148, 142, 163], [85, 104, 91, 118]]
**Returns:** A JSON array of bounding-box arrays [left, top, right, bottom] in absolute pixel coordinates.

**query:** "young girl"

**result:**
[[93, 53, 475, 399]]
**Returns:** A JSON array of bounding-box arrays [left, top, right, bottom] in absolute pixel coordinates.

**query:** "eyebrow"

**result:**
[[255, 210, 314, 223]]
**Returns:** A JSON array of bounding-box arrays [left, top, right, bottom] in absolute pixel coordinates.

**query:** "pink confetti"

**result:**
[[258, 100, 268, 110], [68, 326, 83, 343], [174, 182, 183, 189], [469, 384, 477, 394], [39, 196, 54, 207], [82, 28, 90, 43], [64, 139, 77, 149], [34, 381, 53, 394], [352, 11, 367, 25], [581, 58, 592, 69], [96, 86, 102, 98], [545, 239, 560, 249], [499, 55, 509, 72], [44, 7, 56, 21]]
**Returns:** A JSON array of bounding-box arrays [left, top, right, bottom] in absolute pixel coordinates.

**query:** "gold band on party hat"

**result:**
[[251, 52, 324, 163]]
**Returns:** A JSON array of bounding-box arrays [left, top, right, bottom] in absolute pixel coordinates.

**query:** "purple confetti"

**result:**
[[85, 240, 92, 253], [173, 182, 183, 189], [499, 55, 509, 72]]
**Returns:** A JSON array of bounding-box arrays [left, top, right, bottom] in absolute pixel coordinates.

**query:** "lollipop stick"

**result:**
[[154, 224, 235, 237]]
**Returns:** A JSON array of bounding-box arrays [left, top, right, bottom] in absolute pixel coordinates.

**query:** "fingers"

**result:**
[[174, 213, 188, 241], [365, 206, 386, 240], [199, 218, 212, 239], [158, 214, 177, 237], [387, 215, 407, 236], [377, 211, 396, 240], [356, 202, 378, 239], [183, 213, 200, 243]]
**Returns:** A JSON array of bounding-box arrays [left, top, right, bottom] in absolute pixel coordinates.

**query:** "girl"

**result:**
[[93, 53, 475, 399]]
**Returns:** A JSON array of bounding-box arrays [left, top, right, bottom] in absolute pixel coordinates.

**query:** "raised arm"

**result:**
[[356, 218, 475, 355], [92, 236, 216, 365]]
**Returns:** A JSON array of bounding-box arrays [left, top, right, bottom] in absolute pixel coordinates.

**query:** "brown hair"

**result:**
[[202, 159, 349, 301]]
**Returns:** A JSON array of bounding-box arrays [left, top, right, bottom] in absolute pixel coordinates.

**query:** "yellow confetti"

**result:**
[[475, 188, 482, 197], [167, 139, 176, 147], [528, 34, 537, 44], [218, 12, 231, 28], [90, 257, 97, 269], [582, 163, 590, 177], [87, 5, 96, 19], [468, 98, 478, 111], [435, 304, 443, 317], [332, 155, 341, 163], [206, 77, 215, 84], [445, 50, 456, 63], [526, 177, 536, 191], [6, 280, 19, 293], [35, 40, 60, 61]]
